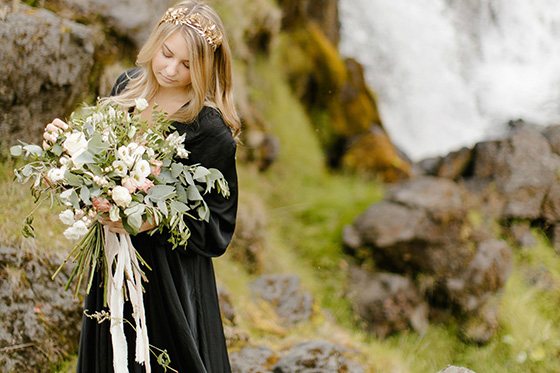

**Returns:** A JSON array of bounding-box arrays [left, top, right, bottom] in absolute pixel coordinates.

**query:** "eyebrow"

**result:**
[[162, 43, 189, 63]]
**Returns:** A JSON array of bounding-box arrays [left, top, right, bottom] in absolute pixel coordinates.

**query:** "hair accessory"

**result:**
[[159, 7, 223, 51]]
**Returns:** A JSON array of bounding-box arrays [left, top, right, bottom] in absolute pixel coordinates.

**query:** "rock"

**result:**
[[230, 345, 278, 373], [347, 268, 428, 338], [436, 147, 473, 180], [542, 183, 560, 222], [229, 195, 267, 273], [506, 221, 537, 248], [342, 127, 411, 182], [345, 177, 474, 275], [445, 238, 513, 312], [470, 128, 560, 219], [0, 246, 82, 372], [56, 0, 169, 47], [223, 325, 250, 349], [547, 224, 560, 254], [272, 340, 365, 373], [218, 286, 236, 324], [543, 124, 560, 156], [437, 366, 478, 373], [0, 4, 94, 147], [249, 275, 313, 325], [277, 0, 339, 45], [279, 21, 409, 181], [459, 296, 501, 344]]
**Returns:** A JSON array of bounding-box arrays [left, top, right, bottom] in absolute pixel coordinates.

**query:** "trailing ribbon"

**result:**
[[104, 226, 151, 373]]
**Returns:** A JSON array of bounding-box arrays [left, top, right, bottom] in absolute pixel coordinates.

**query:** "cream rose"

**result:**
[[63, 220, 89, 240], [47, 167, 66, 183], [134, 159, 151, 178], [58, 210, 75, 226], [112, 186, 132, 208], [63, 132, 88, 156], [135, 98, 149, 111]]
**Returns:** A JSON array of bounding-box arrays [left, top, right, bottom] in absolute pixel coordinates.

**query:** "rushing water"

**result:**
[[339, 0, 560, 161]]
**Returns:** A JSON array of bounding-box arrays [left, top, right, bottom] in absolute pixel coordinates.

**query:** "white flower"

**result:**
[[130, 171, 146, 187], [109, 204, 120, 222], [91, 112, 104, 126], [74, 209, 85, 219], [135, 98, 149, 111], [60, 156, 70, 166], [47, 167, 65, 182], [117, 146, 130, 159], [117, 146, 135, 168], [112, 186, 132, 208], [134, 159, 151, 178], [145, 147, 155, 158], [132, 145, 146, 160], [176, 147, 189, 159], [108, 107, 116, 119], [63, 220, 89, 240], [42, 141, 49, 150], [88, 209, 96, 219], [58, 210, 75, 226], [63, 132, 88, 156], [112, 160, 128, 177], [128, 126, 137, 139], [93, 175, 109, 187]]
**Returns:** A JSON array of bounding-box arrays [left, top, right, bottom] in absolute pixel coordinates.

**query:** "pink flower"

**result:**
[[122, 177, 137, 193], [138, 178, 154, 193], [150, 159, 163, 177], [92, 197, 112, 213]]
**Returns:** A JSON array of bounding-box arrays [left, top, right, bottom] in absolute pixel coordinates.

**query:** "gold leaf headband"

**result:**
[[159, 7, 223, 51]]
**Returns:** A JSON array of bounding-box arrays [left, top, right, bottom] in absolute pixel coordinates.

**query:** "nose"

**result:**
[[165, 61, 179, 77]]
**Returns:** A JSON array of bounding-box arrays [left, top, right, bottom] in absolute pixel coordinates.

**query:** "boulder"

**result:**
[[229, 195, 268, 273], [347, 267, 428, 338], [56, 0, 170, 47], [470, 128, 560, 219], [543, 124, 560, 156], [445, 239, 513, 312], [344, 176, 512, 342], [0, 246, 82, 372], [436, 147, 473, 180], [0, 3, 94, 147], [217, 286, 236, 324], [344, 177, 474, 276], [272, 340, 365, 373], [249, 274, 313, 325], [230, 345, 279, 373]]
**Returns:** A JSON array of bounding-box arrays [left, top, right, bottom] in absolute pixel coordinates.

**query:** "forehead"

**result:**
[[162, 30, 190, 60]]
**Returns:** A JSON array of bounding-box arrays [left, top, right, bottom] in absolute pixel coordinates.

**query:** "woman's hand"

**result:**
[[43, 118, 69, 141], [99, 217, 157, 234]]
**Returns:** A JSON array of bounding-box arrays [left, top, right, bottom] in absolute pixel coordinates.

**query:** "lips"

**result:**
[[160, 74, 175, 83]]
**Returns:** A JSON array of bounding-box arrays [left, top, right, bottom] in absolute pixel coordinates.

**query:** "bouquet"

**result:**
[[11, 98, 229, 372]]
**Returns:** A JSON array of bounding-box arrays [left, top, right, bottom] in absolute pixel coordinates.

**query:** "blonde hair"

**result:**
[[103, 1, 240, 138]]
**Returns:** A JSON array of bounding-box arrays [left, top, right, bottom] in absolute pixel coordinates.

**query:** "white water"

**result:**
[[339, 0, 560, 160]]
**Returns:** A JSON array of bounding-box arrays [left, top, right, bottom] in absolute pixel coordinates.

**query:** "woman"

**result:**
[[46, 1, 239, 372]]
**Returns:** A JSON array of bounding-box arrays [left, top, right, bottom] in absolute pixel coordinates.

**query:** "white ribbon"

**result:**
[[104, 226, 151, 373]]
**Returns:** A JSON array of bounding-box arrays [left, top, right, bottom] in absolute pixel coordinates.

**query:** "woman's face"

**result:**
[[152, 30, 192, 91]]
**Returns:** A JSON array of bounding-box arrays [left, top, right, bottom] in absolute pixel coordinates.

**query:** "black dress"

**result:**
[[76, 70, 237, 373]]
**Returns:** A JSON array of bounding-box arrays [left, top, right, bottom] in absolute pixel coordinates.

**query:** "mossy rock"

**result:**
[[278, 23, 410, 181]]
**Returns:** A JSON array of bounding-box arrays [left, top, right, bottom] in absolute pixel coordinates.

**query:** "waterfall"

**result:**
[[339, 0, 560, 161]]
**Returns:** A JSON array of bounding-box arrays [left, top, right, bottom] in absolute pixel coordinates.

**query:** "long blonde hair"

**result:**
[[103, 1, 240, 137]]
